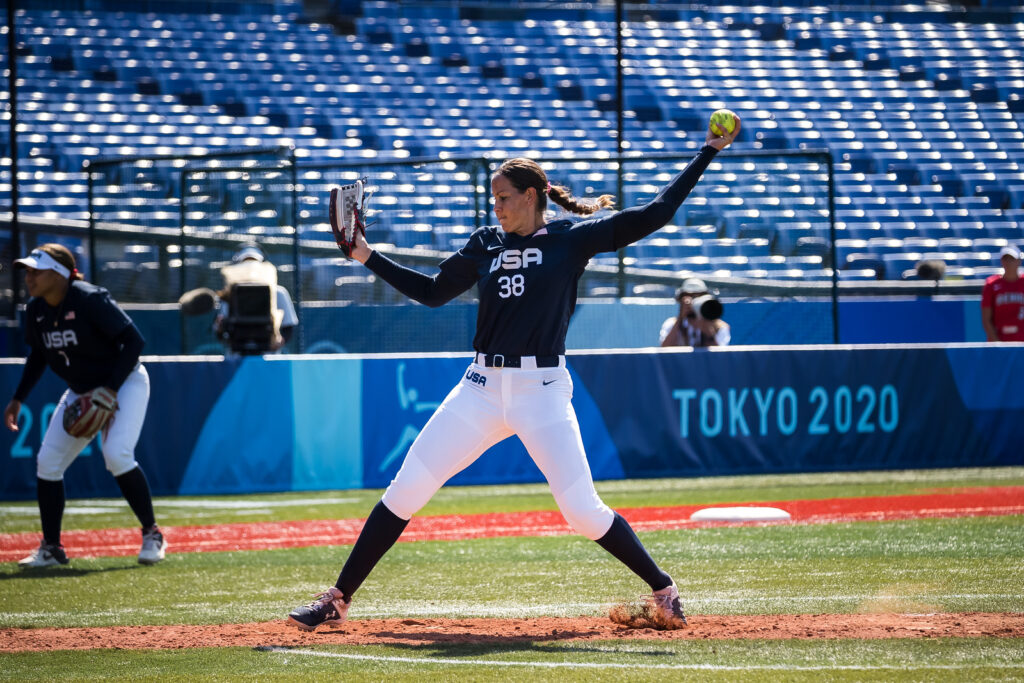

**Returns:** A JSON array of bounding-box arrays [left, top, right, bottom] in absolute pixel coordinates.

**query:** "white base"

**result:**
[[690, 506, 791, 522]]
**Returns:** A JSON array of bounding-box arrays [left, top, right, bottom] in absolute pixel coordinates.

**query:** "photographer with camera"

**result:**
[[659, 277, 730, 348]]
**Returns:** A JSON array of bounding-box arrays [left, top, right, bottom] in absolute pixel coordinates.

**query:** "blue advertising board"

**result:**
[[1, 344, 1020, 500]]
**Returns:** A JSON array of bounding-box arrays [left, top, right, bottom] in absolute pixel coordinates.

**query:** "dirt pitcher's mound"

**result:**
[[1, 613, 1022, 652]]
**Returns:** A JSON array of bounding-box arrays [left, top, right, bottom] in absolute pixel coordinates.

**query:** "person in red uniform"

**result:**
[[981, 245, 1024, 342]]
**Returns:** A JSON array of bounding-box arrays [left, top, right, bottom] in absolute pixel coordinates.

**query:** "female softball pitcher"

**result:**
[[289, 113, 740, 630], [4, 244, 166, 567]]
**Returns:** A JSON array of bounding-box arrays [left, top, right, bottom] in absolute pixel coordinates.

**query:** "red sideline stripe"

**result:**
[[1, 486, 1022, 562]]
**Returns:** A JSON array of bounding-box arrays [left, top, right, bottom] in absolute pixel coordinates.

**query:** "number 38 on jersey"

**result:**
[[490, 247, 542, 299], [497, 274, 525, 298]]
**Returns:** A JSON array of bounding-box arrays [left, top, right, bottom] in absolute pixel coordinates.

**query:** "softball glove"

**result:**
[[63, 387, 118, 439], [329, 178, 370, 258]]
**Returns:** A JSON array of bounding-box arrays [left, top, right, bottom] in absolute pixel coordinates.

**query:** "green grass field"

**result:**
[[2, 467, 1023, 681]]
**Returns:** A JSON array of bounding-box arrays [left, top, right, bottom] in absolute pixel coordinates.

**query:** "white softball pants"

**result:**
[[36, 365, 150, 481], [380, 360, 616, 540]]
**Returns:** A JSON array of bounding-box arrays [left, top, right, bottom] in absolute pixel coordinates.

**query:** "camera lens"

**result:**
[[691, 295, 723, 321]]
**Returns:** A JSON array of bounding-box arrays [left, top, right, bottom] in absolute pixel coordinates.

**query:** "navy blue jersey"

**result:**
[[22, 281, 141, 394], [433, 219, 617, 355], [364, 145, 719, 355]]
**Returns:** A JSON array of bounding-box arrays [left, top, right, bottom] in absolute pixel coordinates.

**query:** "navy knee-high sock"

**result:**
[[595, 513, 673, 592], [335, 500, 409, 599], [37, 478, 65, 545], [115, 466, 156, 530]]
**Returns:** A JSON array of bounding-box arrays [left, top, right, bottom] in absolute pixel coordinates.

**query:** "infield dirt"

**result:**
[[2, 613, 1023, 652]]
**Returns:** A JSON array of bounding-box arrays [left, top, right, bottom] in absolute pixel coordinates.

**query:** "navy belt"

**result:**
[[475, 353, 563, 369]]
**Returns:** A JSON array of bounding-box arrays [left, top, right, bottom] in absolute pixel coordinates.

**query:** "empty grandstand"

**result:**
[[2, 0, 1022, 348]]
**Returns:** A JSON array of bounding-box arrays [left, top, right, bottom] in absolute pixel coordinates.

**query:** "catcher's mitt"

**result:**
[[329, 178, 370, 258], [63, 387, 118, 439]]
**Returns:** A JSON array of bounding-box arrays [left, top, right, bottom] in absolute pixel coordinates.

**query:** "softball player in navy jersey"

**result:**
[[289, 116, 740, 631], [4, 244, 167, 567]]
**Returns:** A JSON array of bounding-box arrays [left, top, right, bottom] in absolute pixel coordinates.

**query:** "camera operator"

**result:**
[[659, 277, 731, 348], [214, 243, 298, 354]]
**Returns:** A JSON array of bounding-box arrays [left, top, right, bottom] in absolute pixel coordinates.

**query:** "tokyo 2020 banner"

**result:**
[[1, 345, 1021, 500]]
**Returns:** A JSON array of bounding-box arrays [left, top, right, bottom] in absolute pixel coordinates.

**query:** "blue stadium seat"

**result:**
[[838, 267, 880, 280], [5, 4, 1019, 279]]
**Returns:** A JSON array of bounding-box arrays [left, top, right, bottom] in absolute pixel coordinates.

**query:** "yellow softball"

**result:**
[[709, 109, 737, 137]]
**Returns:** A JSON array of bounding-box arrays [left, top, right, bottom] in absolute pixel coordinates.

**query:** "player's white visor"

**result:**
[[14, 249, 71, 278]]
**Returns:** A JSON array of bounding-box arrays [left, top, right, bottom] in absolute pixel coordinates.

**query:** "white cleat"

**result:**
[[650, 583, 688, 629], [19, 540, 70, 568], [138, 527, 167, 565]]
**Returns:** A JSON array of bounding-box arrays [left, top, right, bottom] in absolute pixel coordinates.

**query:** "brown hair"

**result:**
[[496, 158, 615, 217], [38, 243, 79, 281]]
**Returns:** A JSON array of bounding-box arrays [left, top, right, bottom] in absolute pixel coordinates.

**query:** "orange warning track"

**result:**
[[2, 486, 1022, 562]]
